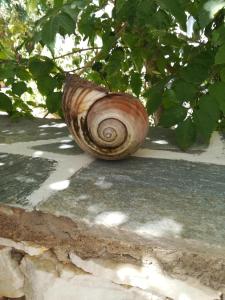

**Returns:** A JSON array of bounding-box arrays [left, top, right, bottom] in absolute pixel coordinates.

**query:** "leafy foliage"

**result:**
[[0, 0, 225, 149]]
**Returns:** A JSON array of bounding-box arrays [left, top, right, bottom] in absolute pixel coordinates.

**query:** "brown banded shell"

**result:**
[[62, 75, 149, 160]]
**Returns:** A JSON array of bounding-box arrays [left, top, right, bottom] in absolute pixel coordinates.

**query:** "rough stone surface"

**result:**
[[0, 204, 224, 294], [70, 253, 220, 300], [21, 251, 162, 300], [39, 157, 225, 247], [0, 153, 56, 206], [0, 116, 68, 143]]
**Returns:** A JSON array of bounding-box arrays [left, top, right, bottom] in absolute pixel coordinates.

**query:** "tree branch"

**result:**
[[54, 47, 102, 60], [66, 66, 90, 73]]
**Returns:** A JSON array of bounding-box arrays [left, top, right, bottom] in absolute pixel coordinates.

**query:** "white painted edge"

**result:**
[[133, 132, 225, 165]]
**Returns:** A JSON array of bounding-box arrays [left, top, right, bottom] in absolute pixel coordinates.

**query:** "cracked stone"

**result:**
[[0, 247, 24, 298], [21, 251, 162, 300]]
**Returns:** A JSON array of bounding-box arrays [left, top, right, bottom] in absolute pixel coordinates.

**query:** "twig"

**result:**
[[77, 50, 102, 76], [54, 47, 102, 60], [43, 112, 49, 118], [66, 66, 90, 74]]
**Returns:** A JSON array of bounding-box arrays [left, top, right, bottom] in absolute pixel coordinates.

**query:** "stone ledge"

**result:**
[[0, 116, 225, 299], [0, 205, 224, 297]]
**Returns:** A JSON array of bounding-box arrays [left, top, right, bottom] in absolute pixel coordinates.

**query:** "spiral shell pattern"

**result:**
[[62, 75, 149, 160]]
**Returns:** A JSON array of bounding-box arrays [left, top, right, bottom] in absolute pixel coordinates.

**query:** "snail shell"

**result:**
[[62, 75, 149, 160]]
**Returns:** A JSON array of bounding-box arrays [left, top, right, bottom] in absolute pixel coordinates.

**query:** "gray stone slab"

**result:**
[[32, 140, 83, 155], [0, 153, 56, 206], [144, 127, 208, 153], [0, 116, 69, 143], [39, 157, 225, 248], [221, 131, 225, 140]]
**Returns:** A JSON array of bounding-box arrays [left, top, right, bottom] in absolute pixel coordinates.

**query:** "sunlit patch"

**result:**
[[0, 162, 4, 166], [49, 180, 70, 191], [87, 204, 104, 214], [60, 139, 73, 143], [136, 218, 183, 238], [15, 176, 36, 183], [179, 294, 192, 300], [59, 144, 74, 149], [152, 139, 168, 145], [39, 123, 66, 128], [94, 176, 113, 189], [18, 130, 26, 134], [68, 168, 75, 174], [32, 151, 44, 158], [117, 262, 151, 290], [95, 211, 128, 227], [204, 0, 225, 18]]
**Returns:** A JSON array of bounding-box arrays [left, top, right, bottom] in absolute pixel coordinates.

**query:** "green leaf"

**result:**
[[14, 98, 32, 114], [56, 12, 75, 36], [29, 58, 55, 78], [0, 93, 13, 113], [15, 67, 31, 81], [130, 72, 142, 97], [162, 89, 179, 109], [156, 0, 186, 29], [46, 92, 62, 113], [0, 64, 15, 80], [173, 80, 197, 103], [175, 118, 196, 150], [221, 68, 225, 82], [106, 48, 124, 75], [0, 50, 11, 60], [130, 48, 144, 73], [78, 8, 97, 42], [159, 106, 187, 127], [101, 31, 116, 56], [145, 82, 165, 114], [37, 76, 58, 96], [12, 82, 27, 96], [92, 62, 104, 72], [180, 64, 209, 84], [215, 44, 225, 64], [194, 95, 220, 141], [212, 25, 225, 46], [41, 18, 59, 49], [54, 0, 63, 8], [99, 0, 108, 7], [209, 82, 225, 114]]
